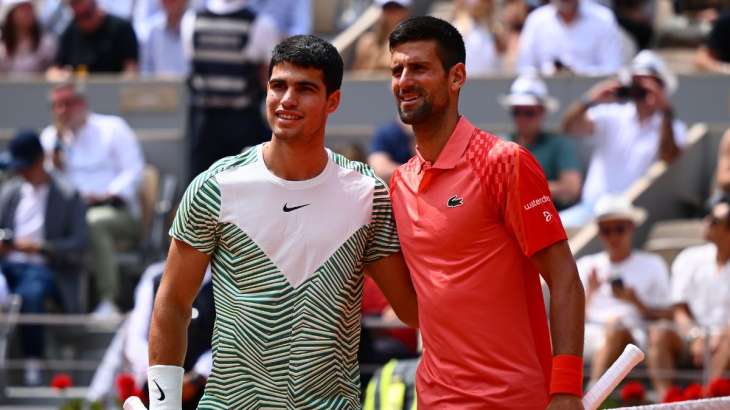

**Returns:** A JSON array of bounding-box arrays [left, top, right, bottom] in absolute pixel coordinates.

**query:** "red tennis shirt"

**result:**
[[390, 116, 567, 409]]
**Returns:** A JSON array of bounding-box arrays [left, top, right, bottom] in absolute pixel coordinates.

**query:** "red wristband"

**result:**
[[550, 354, 583, 397]]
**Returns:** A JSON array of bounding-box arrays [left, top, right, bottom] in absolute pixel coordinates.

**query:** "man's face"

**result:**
[[598, 219, 635, 254], [50, 86, 85, 129], [70, 0, 99, 32], [632, 75, 665, 112], [705, 202, 730, 244], [161, 0, 187, 17], [390, 40, 458, 125], [266, 63, 340, 143], [511, 104, 545, 136]]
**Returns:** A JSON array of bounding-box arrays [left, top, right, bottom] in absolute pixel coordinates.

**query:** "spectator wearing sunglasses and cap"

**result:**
[[576, 195, 672, 391], [560, 50, 688, 228], [648, 195, 730, 400], [500, 74, 582, 209]]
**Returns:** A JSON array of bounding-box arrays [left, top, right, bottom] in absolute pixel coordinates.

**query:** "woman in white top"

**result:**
[[0, 0, 56, 76], [452, 0, 508, 76]]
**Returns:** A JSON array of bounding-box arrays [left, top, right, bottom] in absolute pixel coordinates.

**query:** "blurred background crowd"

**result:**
[[0, 0, 728, 408]]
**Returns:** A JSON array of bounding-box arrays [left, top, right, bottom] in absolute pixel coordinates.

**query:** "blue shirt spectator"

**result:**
[[141, 0, 189, 76], [367, 120, 413, 182], [236, 0, 311, 35]]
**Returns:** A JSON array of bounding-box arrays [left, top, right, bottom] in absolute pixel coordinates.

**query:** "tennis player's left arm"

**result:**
[[533, 241, 585, 357], [532, 241, 586, 410], [365, 252, 418, 328]]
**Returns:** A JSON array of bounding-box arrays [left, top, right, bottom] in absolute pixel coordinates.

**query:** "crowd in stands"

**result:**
[[0, 0, 727, 405]]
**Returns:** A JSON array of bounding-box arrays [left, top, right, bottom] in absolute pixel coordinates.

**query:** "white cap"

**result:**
[[630, 50, 678, 95], [376, 0, 412, 7], [594, 195, 647, 225], [0, 0, 35, 25], [499, 74, 560, 112], [207, 0, 247, 14]]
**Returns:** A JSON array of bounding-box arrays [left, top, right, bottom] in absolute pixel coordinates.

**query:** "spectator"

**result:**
[[141, 0, 189, 76], [49, 0, 139, 76], [360, 275, 418, 375], [695, 12, 730, 74], [40, 81, 145, 317], [367, 119, 414, 183], [246, 0, 312, 36], [647, 196, 730, 399], [452, 0, 508, 76], [0, 0, 56, 75], [0, 130, 88, 385], [125, 262, 212, 409], [352, 0, 410, 72], [560, 51, 687, 228], [181, 0, 280, 179], [614, 0, 654, 51], [577, 196, 671, 388], [516, 0, 623, 76], [499, 74, 582, 208], [86, 261, 213, 409]]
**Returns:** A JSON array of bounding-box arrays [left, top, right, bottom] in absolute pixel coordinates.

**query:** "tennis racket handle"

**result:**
[[582, 344, 645, 410]]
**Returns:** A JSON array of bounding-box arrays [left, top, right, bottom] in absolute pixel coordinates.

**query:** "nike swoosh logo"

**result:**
[[283, 203, 310, 212], [152, 379, 165, 401]]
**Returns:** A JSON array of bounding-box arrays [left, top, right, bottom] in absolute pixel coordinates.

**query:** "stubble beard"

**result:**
[[398, 100, 434, 125]]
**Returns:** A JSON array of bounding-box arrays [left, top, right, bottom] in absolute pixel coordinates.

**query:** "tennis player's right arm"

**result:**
[[150, 238, 209, 365], [148, 238, 209, 409]]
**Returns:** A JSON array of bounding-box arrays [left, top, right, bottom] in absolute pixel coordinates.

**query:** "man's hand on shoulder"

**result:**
[[547, 394, 584, 410]]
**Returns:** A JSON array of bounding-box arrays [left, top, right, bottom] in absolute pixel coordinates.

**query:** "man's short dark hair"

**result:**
[[388, 16, 466, 72], [268, 35, 343, 95]]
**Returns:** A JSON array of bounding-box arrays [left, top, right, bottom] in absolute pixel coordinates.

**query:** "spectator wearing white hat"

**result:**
[[352, 0, 411, 71], [576, 195, 671, 389], [500, 74, 582, 209], [648, 195, 730, 400], [560, 50, 688, 228], [516, 0, 623, 76], [0, 0, 56, 75]]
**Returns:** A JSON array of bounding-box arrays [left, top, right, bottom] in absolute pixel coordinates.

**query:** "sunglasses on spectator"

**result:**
[[510, 108, 541, 118], [598, 224, 631, 236]]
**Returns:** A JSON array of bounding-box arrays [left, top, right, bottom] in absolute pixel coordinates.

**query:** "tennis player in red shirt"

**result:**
[[387, 16, 586, 409]]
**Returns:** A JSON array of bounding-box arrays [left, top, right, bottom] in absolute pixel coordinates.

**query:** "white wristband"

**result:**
[[148, 365, 184, 410]]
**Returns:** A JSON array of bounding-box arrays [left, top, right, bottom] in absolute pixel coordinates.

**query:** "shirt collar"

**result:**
[[415, 116, 475, 173], [552, 2, 587, 23]]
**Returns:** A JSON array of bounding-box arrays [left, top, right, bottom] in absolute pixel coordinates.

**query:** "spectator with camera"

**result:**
[[560, 51, 688, 228], [39, 81, 145, 317], [576, 196, 671, 389], [0, 130, 88, 385], [500, 74, 582, 209], [647, 195, 730, 400]]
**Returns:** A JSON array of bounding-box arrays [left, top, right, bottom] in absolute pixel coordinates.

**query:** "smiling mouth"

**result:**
[[275, 111, 303, 121]]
